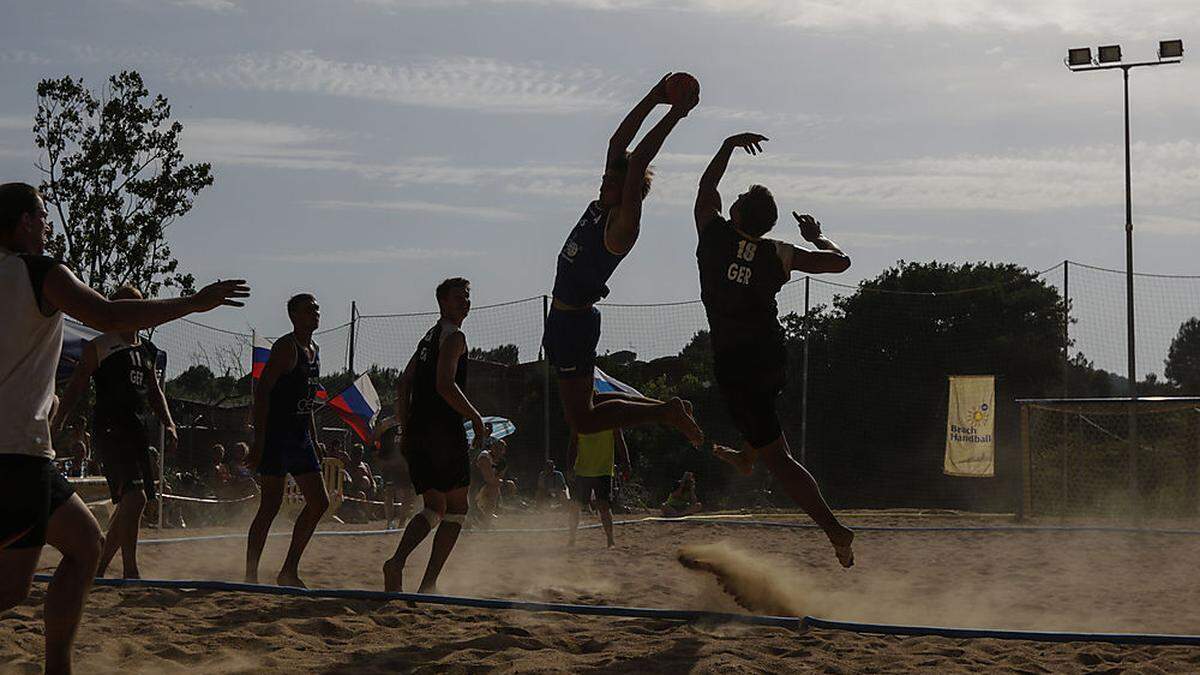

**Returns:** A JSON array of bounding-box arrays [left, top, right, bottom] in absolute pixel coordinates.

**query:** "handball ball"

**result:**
[[665, 72, 699, 106]]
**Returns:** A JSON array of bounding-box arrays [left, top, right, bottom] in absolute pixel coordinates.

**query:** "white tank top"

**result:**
[[0, 248, 63, 458]]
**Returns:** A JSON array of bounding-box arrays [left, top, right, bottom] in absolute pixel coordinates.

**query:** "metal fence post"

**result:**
[[542, 295, 550, 462], [800, 276, 811, 466], [1061, 261, 1069, 510], [348, 301, 358, 375]]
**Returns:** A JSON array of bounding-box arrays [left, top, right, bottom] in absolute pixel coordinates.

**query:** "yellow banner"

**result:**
[[944, 375, 995, 477]]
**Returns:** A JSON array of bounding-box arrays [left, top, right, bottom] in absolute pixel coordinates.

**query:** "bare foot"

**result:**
[[712, 444, 755, 476], [666, 398, 703, 447], [606, 538, 616, 548], [383, 558, 403, 592], [828, 526, 855, 569], [277, 570, 307, 588], [244, 570, 258, 584]]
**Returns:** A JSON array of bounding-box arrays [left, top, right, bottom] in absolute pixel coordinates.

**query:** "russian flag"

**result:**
[[251, 335, 272, 380], [327, 373, 380, 444], [594, 367, 643, 397]]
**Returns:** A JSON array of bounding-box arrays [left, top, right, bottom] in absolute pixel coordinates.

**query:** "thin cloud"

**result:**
[[360, 0, 1199, 36], [305, 199, 523, 221], [256, 246, 487, 264], [179, 117, 356, 168], [168, 50, 628, 114]]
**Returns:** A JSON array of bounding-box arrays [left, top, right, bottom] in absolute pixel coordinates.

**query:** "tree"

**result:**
[[35, 70, 213, 297], [1165, 317, 1200, 393], [470, 344, 519, 365]]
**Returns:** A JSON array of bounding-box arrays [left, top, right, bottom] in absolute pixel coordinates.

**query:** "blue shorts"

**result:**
[[259, 430, 321, 478], [543, 306, 601, 379]]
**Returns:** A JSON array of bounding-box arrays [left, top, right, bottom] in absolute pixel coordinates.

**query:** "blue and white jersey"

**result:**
[[550, 200, 626, 307]]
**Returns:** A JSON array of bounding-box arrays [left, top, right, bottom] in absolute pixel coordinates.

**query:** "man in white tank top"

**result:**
[[0, 182, 249, 674]]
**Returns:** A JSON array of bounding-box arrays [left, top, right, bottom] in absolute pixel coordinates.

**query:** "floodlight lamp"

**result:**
[[1097, 44, 1122, 63], [1066, 47, 1093, 67], [1159, 39, 1184, 60]]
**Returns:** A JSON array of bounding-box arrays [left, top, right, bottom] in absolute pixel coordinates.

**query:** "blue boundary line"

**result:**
[[31, 575, 1200, 646], [134, 517, 1200, 545]]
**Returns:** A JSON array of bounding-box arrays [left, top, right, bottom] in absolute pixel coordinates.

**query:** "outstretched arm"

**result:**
[[606, 75, 670, 172], [607, 95, 699, 254], [43, 265, 249, 333], [695, 133, 768, 235], [787, 212, 851, 274]]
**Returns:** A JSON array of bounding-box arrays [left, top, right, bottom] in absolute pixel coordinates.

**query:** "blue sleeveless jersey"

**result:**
[[551, 201, 626, 307]]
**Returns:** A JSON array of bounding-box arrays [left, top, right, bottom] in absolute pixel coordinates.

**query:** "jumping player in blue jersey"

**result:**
[[543, 75, 703, 445], [245, 293, 330, 587], [694, 133, 855, 568]]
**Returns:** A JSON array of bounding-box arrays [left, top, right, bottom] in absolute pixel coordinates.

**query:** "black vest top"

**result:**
[[408, 320, 469, 433], [696, 216, 788, 354]]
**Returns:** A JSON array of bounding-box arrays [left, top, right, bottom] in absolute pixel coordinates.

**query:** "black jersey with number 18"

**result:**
[[696, 215, 790, 355]]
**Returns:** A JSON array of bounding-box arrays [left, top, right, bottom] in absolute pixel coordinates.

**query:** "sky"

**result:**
[[0, 0, 1197, 351]]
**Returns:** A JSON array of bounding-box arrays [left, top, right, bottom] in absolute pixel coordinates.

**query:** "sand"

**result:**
[[4, 511, 1200, 673]]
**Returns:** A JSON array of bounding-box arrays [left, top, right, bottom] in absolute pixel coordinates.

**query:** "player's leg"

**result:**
[[757, 433, 854, 568], [418, 486, 467, 593], [547, 308, 701, 444], [597, 477, 615, 547], [559, 375, 700, 444], [114, 490, 147, 579], [245, 475, 285, 583], [42, 493, 103, 675], [567, 479, 585, 547], [0, 455, 56, 612], [384, 489, 443, 592], [120, 450, 158, 580], [277, 470, 329, 588]]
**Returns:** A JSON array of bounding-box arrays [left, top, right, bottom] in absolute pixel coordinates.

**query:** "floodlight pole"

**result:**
[[1067, 54, 1181, 514]]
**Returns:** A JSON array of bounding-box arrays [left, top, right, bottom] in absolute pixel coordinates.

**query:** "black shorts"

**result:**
[[0, 455, 76, 550], [714, 346, 787, 450], [402, 426, 470, 495], [572, 475, 612, 504], [96, 424, 158, 504], [543, 306, 601, 379]]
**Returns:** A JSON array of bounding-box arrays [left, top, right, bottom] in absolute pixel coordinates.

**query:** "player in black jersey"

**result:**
[[245, 293, 330, 588], [53, 286, 177, 579], [693, 133, 856, 568], [383, 278, 484, 593]]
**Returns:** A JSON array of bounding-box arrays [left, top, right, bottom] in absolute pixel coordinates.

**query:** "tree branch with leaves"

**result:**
[[34, 70, 212, 298]]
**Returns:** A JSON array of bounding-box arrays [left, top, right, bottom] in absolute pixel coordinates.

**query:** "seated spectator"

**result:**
[[471, 439, 507, 525], [661, 471, 703, 517], [209, 443, 231, 485], [349, 444, 374, 499], [216, 442, 258, 499], [537, 459, 570, 509]]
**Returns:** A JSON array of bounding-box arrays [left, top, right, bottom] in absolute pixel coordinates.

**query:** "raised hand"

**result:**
[[650, 72, 673, 104], [793, 211, 823, 242], [725, 133, 768, 155], [192, 279, 251, 311]]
